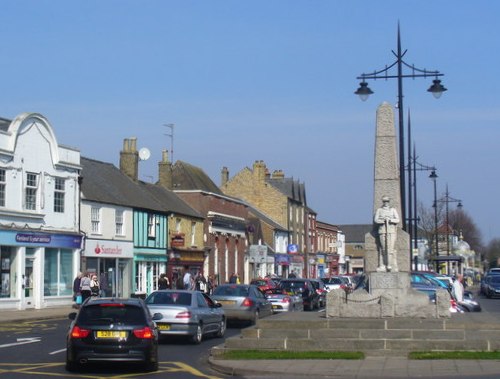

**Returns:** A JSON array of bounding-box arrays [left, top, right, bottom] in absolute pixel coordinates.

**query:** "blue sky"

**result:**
[[1, 1, 499, 243]]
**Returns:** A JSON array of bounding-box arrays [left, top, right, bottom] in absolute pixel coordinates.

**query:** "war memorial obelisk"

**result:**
[[327, 102, 449, 318]]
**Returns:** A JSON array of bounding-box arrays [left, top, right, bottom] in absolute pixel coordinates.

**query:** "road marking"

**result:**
[[0, 337, 41, 349], [49, 348, 66, 355]]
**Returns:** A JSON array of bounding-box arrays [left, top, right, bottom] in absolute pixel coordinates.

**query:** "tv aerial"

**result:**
[[138, 147, 151, 161]]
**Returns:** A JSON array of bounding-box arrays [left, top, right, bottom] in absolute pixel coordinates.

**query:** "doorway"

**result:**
[[23, 249, 36, 308]]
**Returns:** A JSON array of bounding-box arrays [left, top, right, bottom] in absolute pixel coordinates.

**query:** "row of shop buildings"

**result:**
[[0, 112, 346, 310]]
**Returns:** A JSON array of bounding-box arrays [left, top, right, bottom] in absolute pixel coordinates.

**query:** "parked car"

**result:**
[[309, 278, 328, 307], [480, 271, 500, 295], [484, 275, 500, 298], [144, 290, 226, 344], [250, 278, 277, 293], [66, 297, 161, 372], [322, 276, 352, 293], [264, 287, 304, 313], [278, 279, 320, 311], [461, 290, 481, 312], [211, 284, 273, 324]]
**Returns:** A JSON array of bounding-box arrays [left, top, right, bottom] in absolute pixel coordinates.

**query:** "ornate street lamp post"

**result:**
[[434, 185, 463, 274], [429, 170, 439, 271], [354, 24, 447, 236]]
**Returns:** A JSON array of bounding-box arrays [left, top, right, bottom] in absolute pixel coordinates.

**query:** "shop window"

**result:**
[[0, 247, 15, 298], [54, 177, 65, 213], [115, 209, 124, 236], [44, 248, 73, 296], [0, 169, 5, 207], [25, 172, 38, 211]]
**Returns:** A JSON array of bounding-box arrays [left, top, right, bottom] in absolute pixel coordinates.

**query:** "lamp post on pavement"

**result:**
[[408, 144, 436, 270], [354, 23, 447, 234], [435, 185, 463, 274], [429, 170, 439, 271]]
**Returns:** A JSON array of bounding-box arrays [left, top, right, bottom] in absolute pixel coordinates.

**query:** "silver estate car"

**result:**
[[211, 284, 273, 324], [145, 290, 226, 344]]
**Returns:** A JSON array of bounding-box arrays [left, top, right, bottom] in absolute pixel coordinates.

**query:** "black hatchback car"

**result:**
[[279, 279, 320, 311], [66, 297, 162, 372]]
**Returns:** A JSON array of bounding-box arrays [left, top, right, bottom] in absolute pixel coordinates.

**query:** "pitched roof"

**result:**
[[267, 177, 307, 205], [172, 160, 223, 195], [338, 224, 373, 243], [80, 157, 201, 218], [139, 182, 202, 219]]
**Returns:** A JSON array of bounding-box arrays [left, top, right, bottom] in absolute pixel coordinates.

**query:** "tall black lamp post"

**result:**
[[429, 170, 439, 271], [354, 24, 447, 235], [435, 185, 463, 274], [408, 144, 436, 270]]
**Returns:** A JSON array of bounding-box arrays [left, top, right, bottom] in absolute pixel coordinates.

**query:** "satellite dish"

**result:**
[[139, 147, 151, 161]]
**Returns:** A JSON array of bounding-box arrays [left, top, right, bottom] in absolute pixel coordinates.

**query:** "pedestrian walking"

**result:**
[[79, 272, 92, 303], [158, 273, 169, 290], [90, 274, 100, 297]]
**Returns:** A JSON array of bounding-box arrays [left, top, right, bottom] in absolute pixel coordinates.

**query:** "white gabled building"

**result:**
[[0, 113, 82, 310]]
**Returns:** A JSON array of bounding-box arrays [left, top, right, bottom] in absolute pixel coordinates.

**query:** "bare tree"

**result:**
[[417, 202, 484, 259], [448, 208, 484, 254], [485, 238, 500, 269]]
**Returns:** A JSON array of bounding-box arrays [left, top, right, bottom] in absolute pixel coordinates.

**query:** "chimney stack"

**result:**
[[120, 137, 139, 181], [158, 150, 173, 189], [221, 166, 229, 186]]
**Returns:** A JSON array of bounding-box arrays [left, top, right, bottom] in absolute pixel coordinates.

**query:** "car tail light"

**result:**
[[450, 299, 457, 308], [70, 325, 90, 339], [175, 311, 192, 319], [133, 327, 154, 339], [241, 298, 254, 307]]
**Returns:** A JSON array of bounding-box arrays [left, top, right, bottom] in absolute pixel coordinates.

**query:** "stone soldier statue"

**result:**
[[374, 196, 400, 272]]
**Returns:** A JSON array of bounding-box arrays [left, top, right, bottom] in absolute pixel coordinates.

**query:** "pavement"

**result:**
[[1, 304, 499, 378]]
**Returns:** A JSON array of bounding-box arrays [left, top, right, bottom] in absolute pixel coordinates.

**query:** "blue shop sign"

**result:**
[[0, 230, 82, 248]]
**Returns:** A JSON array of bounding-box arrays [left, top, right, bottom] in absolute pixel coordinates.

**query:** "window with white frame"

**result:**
[[148, 214, 156, 238], [175, 218, 181, 233], [115, 209, 124, 236], [191, 221, 196, 246], [0, 169, 5, 207], [53, 177, 65, 213], [25, 173, 38, 211], [91, 206, 101, 234]]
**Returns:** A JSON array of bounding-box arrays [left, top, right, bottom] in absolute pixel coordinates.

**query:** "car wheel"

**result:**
[[65, 360, 79, 372], [251, 310, 259, 325], [191, 324, 203, 344], [216, 319, 226, 338], [144, 357, 159, 372]]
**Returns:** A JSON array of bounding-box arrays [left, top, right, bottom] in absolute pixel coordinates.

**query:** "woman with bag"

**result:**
[[90, 275, 100, 297], [79, 272, 92, 302]]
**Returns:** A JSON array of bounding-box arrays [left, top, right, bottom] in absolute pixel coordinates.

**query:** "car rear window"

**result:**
[[146, 292, 192, 306], [213, 286, 249, 297], [78, 304, 146, 324], [280, 281, 306, 291]]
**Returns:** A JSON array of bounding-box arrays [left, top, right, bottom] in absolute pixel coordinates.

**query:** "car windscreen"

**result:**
[[78, 304, 146, 325]]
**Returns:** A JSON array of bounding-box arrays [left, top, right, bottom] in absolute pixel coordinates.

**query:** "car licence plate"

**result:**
[[216, 300, 236, 305], [96, 330, 127, 338], [157, 324, 170, 330]]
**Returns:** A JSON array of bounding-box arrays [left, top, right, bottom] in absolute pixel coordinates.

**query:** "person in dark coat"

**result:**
[[72, 272, 82, 301], [158, 273, 169, 290]]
